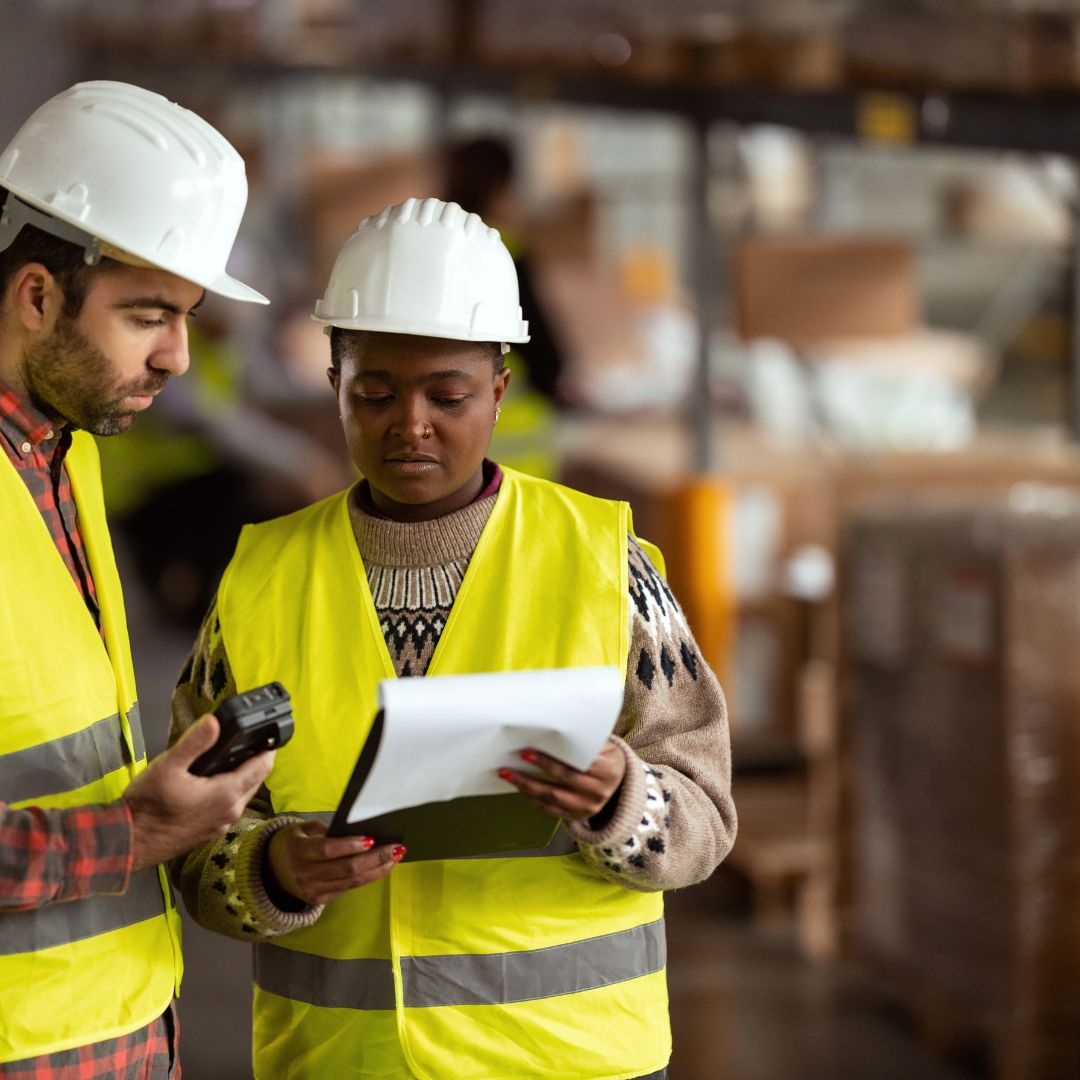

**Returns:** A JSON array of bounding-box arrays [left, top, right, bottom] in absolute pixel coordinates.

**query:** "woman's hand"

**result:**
[[265, 820, 404, 906], [498, 738, 627, 822]]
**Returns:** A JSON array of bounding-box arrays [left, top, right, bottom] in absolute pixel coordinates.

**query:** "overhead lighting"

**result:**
[[591, 32, 632, 68]]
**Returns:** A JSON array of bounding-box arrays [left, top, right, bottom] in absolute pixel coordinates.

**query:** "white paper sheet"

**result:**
[[344, 666, 625, 822]]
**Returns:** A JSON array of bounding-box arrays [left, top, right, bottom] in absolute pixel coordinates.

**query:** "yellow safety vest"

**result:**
[[0, 432, 182, 1062], [217, 467, 671, 1080]]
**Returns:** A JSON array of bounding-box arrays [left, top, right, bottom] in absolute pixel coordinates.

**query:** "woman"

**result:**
[[172, 197, 736, 1079]]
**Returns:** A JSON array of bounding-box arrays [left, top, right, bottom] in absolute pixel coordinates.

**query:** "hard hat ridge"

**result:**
[[369, 196, 497, 244], [78, 82, 227, 168], [313, 196, 530, 344]]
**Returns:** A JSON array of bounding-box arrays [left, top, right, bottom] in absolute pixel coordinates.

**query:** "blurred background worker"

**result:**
[[440, 135, 567, 478], [0, 81, 274, 1078], [170, 196, 734, 1079], [442, 134, 569, 406]]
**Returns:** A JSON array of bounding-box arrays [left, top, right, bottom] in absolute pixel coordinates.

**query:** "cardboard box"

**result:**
[[733, 235, 919, 345]]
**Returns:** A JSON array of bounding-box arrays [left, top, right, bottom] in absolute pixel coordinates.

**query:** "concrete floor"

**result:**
[[126, 556, 983, 1080], [665, 892, 983, 1080], [167, 887, 985, 1080]]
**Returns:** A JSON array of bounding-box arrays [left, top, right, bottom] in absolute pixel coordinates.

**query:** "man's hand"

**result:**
[[498, 737, 627, 822], [266, 821, 403, 906], [124, 714, 274, 872]]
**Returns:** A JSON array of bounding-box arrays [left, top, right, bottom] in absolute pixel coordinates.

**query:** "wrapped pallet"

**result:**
[[845, 487, 1080, 1079]]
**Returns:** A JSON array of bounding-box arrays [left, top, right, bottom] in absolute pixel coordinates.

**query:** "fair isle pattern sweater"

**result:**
[[170, 484, 736, 940]]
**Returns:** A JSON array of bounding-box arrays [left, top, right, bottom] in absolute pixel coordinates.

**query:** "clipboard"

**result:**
[[326, 710, 560, 861]]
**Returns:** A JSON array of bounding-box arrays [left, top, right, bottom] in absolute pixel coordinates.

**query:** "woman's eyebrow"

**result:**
[[356, 369, 475, 382], [425, 369, 474, 381]]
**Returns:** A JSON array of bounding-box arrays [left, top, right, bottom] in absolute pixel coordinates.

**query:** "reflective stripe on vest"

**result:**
[[0, 705, 143, 803], [0, 867, 167, 956], [0, 432, 182, 1063], [256, 917, 666, 1010], [221, 469, 671, 1079]]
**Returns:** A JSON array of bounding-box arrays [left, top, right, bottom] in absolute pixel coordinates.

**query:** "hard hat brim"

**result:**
[[1, 185, 270, 305], [206, 270, 270, 305], [310, 313, 529, 343]]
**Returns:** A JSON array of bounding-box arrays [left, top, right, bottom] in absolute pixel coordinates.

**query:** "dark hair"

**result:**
[[0, 188, 117, 319], [329, 328, 504, 374], [443, 136, 514, 218]]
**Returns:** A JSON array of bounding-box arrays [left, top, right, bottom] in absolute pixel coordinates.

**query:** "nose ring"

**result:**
[[422, 426, 432, 439]]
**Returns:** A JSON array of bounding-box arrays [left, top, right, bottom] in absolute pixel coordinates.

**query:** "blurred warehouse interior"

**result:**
[[8, 0, 1080, 1077]]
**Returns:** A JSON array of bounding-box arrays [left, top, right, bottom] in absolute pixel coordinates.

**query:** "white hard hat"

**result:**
[[312, 197, 529, 344], [0, 81, 268, 304]]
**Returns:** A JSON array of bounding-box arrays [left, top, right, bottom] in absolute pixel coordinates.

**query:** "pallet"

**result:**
[[725, 773, 838, 960]]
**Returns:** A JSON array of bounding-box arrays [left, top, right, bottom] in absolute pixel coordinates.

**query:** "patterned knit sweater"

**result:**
[[170, 482, 736, 940]]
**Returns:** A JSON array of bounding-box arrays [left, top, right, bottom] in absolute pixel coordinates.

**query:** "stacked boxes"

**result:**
[[845, 489, 1080, 1077]]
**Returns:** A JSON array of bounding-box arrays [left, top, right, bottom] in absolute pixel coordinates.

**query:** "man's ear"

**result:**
[[8, 263, 62, 333], [327, 367, 339, 395]]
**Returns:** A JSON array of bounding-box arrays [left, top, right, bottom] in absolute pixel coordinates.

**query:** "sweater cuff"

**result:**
[[564, 737, 647, 848], [236, 816, 324, 934]]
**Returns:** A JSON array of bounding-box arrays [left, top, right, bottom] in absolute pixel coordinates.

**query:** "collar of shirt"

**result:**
[[0, 375, 65, 459]]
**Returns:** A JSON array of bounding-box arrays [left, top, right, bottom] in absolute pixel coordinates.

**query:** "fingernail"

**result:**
[[392, 845, 407, 861], [520, 750, 538, 764], [360, 836, 375, 850], [498, 769, 514, 781]]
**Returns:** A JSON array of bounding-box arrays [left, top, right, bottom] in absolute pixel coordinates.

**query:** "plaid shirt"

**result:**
[[0, 379, 178, 1077]]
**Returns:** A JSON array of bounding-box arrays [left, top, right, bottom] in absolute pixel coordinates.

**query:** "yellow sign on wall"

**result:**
[[857, 93, 918, 145]]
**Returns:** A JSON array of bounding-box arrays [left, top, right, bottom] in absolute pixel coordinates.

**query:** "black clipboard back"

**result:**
[[326, 710, 561, 861]]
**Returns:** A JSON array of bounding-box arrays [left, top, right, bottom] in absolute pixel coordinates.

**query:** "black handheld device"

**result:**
[[189, 681, 294, 777]]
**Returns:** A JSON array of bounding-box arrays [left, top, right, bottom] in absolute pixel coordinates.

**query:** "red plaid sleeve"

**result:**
[[0, 800, 133, 910]]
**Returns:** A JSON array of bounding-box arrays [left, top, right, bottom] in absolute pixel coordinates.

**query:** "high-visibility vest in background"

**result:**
[[218, 467, 671, 1080], [0, 432, 182, 1063], [487, 350, 559, 480], [96, 322, 238, 516]]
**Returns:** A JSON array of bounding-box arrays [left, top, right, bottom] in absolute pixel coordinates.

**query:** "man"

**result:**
[[0, 81, 273, 1077]]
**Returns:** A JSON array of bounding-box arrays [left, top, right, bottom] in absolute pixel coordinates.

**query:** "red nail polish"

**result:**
[[392, 845, 407, 861], [498, 768, 514, 781], [360, 836, 375, 850], [520, 750, 538, 764]]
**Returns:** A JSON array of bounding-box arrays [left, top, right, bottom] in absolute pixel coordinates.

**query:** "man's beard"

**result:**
[[22, 315, 168, 436]]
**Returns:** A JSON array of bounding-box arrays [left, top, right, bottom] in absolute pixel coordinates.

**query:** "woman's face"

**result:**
[[330, 331, 509, 522]]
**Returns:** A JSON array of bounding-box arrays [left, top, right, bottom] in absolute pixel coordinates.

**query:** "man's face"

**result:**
[[23, 265, 204, 435], [331, 332, 509, 522]]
